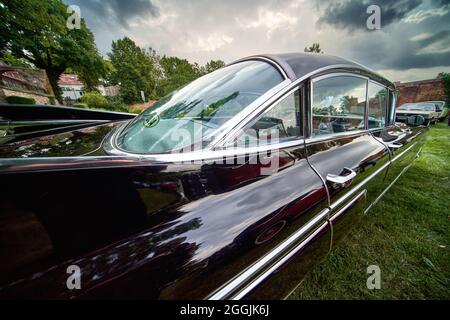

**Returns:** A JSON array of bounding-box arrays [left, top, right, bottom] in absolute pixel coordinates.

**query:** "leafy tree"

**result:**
[[438, 72, 450, 105], [304, 43, 324, 54], [0, 0, 107, 101], [108, 37, 159, 104], [158, 56, 203, 96]]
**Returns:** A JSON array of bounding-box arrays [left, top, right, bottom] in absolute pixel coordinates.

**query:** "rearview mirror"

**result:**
[[407, 115, 425, 126]]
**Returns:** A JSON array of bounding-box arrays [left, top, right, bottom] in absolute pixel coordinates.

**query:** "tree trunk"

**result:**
[[46, 68, 64, 104]]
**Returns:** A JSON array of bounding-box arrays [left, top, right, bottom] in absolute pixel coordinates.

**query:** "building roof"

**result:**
[[58, 74, 83, 86], [231, 52, 394, 89]]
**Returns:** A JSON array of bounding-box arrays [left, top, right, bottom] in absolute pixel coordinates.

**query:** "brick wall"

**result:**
[[395, 78, 445, 107]]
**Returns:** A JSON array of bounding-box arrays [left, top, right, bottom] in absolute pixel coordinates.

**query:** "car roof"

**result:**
[[230, 52, 395, 89]]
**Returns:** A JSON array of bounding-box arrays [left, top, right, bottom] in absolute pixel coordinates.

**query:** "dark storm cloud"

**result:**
[[67, 0, 159, 28], [316, 0, 421, 30]]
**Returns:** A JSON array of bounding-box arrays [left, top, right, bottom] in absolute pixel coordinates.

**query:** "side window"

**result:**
[[312, 76, 367, 136], [368, 82, 388, 128], [237, 90, 301, 147], [387, 90, 397, 126]]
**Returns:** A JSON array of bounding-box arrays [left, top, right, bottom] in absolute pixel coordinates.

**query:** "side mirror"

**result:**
[[407, 115, 425, 126]]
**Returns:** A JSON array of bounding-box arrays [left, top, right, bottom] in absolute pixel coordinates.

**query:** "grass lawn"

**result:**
[[289, 121, 450, 299]]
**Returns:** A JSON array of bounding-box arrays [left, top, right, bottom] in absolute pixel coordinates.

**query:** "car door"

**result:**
[[203, 86, 333, 300], [304, 74, 391, 245]]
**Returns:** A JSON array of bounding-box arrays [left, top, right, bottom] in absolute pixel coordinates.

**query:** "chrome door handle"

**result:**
[[387, 142, 402, 149], [326, 167, 357, 187]]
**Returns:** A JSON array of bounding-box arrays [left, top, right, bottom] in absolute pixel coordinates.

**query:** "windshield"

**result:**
[[434, 102, 444, 111], [398, 103, 435, 111], [117, 61, 284, 154]]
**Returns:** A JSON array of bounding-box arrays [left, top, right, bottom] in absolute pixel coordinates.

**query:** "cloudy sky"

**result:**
[[64, 0, 450, 82]]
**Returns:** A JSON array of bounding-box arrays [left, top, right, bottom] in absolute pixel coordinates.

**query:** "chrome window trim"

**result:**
[[367, 80, 389, 129], [216, 65, 370, 147], [219, 85, 303, 148], [310, 73, 369, 138], [255, 56, 289, 80], [208, 205, 331, 300], [230, 56, 291, 80], [105, 64, 367, 161], [312, 72, 370, 83]]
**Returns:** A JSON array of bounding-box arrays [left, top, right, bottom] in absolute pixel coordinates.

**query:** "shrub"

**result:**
[[5, 96, 36, 104], [80, 91, 108, 109], [106, 95, 129, 112], [49, 96, 56, 105]]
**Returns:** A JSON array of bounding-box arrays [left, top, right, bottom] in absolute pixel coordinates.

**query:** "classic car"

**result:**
[[0, 53, 428, 300], [396, 102, 440, 125], [427, 101, 448, 121]]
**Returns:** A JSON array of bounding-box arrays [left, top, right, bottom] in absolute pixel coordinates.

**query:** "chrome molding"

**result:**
[[231, 220, 330, 300], [331, 189, 367, 223], [329, 141, 417, 212], [227, 56, 291, 80], [0, 119, 108, 127], [364, 144, 422, 214], [208, 206, 331, 300], [106, 63, 376, 160], [364, 163, 412, 214]]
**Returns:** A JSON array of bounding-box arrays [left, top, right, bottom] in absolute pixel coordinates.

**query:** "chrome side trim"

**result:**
[[232, 220, 330, 300], [364, 144, 422, 214], [208, 207, 330, 300], [329, 141, 417, 211], [229, 190, 366, 300], [364, 163, 412, 214], [208, 141, 418, 300], [331, 190, 367, 223], [0, 119, 108, 127]]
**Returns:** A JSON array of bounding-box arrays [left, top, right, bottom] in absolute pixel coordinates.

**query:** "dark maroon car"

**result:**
[[0, 53, 427, 299]]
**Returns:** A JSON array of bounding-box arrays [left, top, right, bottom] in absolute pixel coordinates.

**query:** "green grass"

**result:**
[[289, 122, 450, 299]]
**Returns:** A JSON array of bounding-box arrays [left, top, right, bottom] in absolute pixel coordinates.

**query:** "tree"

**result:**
[[438, 73, 450, 105], [0, 0, 107, 101], [157, 56, 203, 97], [304, 43, 324, 54], [107, 37, 160, 104]]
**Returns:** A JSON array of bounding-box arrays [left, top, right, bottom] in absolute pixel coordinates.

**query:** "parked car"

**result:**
[[0, 53, 428, 299], [396, 102, 440, 125]]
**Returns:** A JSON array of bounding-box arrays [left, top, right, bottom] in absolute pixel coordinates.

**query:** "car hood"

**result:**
[[0, 121, 124, 160]]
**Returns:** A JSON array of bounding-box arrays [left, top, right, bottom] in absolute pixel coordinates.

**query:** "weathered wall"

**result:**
[[0, 64, 55, 105], [395, 78, 445, 107], [1, 88, 51, 104]]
